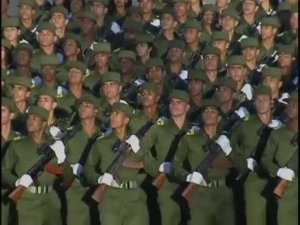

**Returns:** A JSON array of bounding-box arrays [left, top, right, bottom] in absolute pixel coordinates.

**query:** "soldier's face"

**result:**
[[12, 85, 30, 103], [213, 40, 228, 53], [102, 82, 121, 99], [16, 50, 31, 66], [42, 65, 57, 82], [174, 2, 188, 17], [95, 53, 111, 68], [80, 18, 96, 34], [79, 101, 98, 119], [221, 16, 236, 31], [204, 54, 218, 71], [184, 29, 199, 44], [260, 26, 276, 39], [242, 0, 257, 15], [242, 47, 258, 61], [147, 66, 165, 84], [19, 5, 35, 20], [64, 39, 80, 57], [141, 90, 159, 107], [278, 53, 294, 67], [262, 77, 282, 94], [188, 80, 204, 97], [202, 106, 221, 126], [136, 43, 151, 58], [68, 68, 84, 84], [38, 95, 56, 111], [38, 30, 55, 47], [216, 0, 230, 8], [26, 114, 45, 133], [110, 111, 129, 128], [51, 12, 67, 29], [161, 14, 176, 30], [71, 0, 84, 13], [254, 95, 272, 114], [91, 2, 106, 17], [203, 11, 216, 25], [290, 12, 298, 30], [114, 0, 127, 7], [169, 99, 190, 117], [139, 0, 154, 13], [287, 99, 298, 120], [217, 86, 235, 104], [4, 27, 19, 42], [1, 106, 13, 125], [228, 65, 246, 82], [120, 58, 134, 74], [168, 48, 184, 63]]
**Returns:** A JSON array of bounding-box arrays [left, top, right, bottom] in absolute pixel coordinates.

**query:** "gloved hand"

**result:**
[[50, 140, 66, 164], [246, 158, 257, 171], [235, 107, 250, 119], [49, 126, 64, 139], [240, 83, 253, 100], [15, 174, 33, 188], [277, 167, 295, 181], [159, 162, 172, 173], [186, 171, 207, 186], [238, 34, 248, 42], [70, 163, 84, 176], [98, 173, 114, 186], [111, 22, 121, 34], [215, 135, 232, 156], [125, 135, 140, 153], [278, 92, 290, 105]]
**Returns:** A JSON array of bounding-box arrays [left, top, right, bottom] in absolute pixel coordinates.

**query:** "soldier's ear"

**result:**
[[17, 29, 21, 36], [54, 35, 58, 43], [278, 80, 283, 89], [65, 19, 69, 26], [197, 32, 201, 39], [225, 42, 230, 50], [26, 91, 31, 98], [185, 103, 190, 113], [118, 85, 122, 93], [255, 49, 260, 57], [10, 113, 15, 120], [255, 6, 259, 12], [217, 115, 222, 122], [52, 101, 57, 110], [234, 20, 238, 27], [104, 8, 108, 14], [173, 21, 178, 29]]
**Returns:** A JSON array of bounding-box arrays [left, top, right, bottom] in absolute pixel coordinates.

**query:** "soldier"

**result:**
[[240, 37, 260, 78], [84, 101, 149, 225], [173, 0, 190, 39], [227, 55, 248, 90], [50, 5, 69, 40], [2, 106, 66, 225], [211, 31, 230, 66], [188, 0, 202, 18], [143, 90, 191, 225], [139, 0, 161, 36], [261, 91, 298, 225], [1, 39, 12, 72], [261, 67, 284, 101], [199, 4, 220, 37], [135, 33, 154, 69], [2, 17, 21, 48]]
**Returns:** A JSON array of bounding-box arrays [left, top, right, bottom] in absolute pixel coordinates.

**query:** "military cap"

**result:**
[[141, 82, 160, 95], [201, 98, 222, 112], [170, 90, 190, 102], [202, 46, 220, 56], [93, 42, 111, 53], [168, 39, 185, 50], [19, 0, 36, 7], [101, 72, 121, 83], [172, 0, 189, 4], [127, 6, 143, 15], [16, 42, 34, 54], [2, 97, 16, 112], [112, 101, 134, 118], [243, 0, 259, 4], [77, 94, 101, 110], [227, 55, 245, 66], [118, 50, 136, 61], [136, 33, 154, 43], [159, 7, 176, 18], [184, 19, 202, 31], [277, 44, 295, 55], [211, 31, 229, 42], [50, 5, 68, 17], [27, 106, 49, 121], [145, 58, 164, 69], [277, 2, 292, 12], [8, 76, 33, 89], [288, 91, 298, 101], [221, 7, 240, 20], [254, 85, 271, 96], [37, 23, 56, 32], [240, 37, 259, 49], [35, 86, 57, 100], [187, 69, 207, 83], [90, 0, 109, 7], [262, 67, 283, 79], [122, 18, 144, 33], [66, 61, 87, 73], [201, 4, 219, 14], [64, 33, 82, 47], [78, 10, 97, 22], [40, 54, 59, 66], [2, 17, 20, 28], [1, 39, 11, 49], [261, 16, 281, 28], [215, 77, 237, 91]]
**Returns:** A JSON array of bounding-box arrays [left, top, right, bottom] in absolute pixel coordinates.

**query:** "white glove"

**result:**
[[278, 92, 290, 105], [277, 167, 295, 181], [15, 174, 33, 188], [186, 171, 207, 186], [111, 22, 121, 34], [98, 173, 114, 186], [125, 135, 140, 153], [238, 34, 248, 42], [179, 70, 188, 80], [268, 119, 283, 129], [240, 84, 253, 100], [150, 19, 160, 27], [49, 126, 64, 139], [159, 162, 172, 173], [257, 64, 266, 72], [246, 158, 257, 171], [50, 140, 66, 164], [70, 163, 84, 176], [235, 107, 249, 119], [215, 135, 232, 156]]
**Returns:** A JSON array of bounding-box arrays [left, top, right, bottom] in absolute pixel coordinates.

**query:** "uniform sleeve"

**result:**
[[172, 137, 189, 182], [2, 142, 19, 188]]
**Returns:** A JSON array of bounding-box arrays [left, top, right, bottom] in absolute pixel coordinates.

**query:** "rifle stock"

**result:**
[[181, 183, 197, 201], [273, 179, 289, 198], [8, 185, 27, 203], [91, 183, 108, 203], [152, 173, 167, 190], [44, 163, 64, 175]]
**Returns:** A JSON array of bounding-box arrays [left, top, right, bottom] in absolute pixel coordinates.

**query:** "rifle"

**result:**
[[188, 50, 203, 69], [181, 106, 249, 201], [273, 134, 298, 198], [63, 132, 101, 190]]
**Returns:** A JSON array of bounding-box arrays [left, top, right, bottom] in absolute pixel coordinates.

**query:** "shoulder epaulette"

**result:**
[[186, 126, 200, 136], [12, 136, 24, 141], [156, 116, 167, 126]]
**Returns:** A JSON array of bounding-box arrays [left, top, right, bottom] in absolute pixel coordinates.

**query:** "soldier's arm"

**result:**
[[62, 143, 73, 180], [172, 137, 189, 182], [2, 142, 19, 188]]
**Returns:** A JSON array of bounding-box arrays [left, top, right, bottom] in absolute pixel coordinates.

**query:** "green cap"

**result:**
[[66, 61, 87, 73], [2, 17, 20, 28], [2, 97, 16, 112], [227, 55, 245, 66], [77, 94, 101, 110], [78, 10, 97, 22], [90, 0, 109, 7], [254, 85, 271, 96], [170, 90, 190, 102], [1, 39, 11, 49], [288, 91, 298, 101], [127, 6, 143, 15], [37, 23, 56, 32], [40, 54, 59, 66], [27, 106, 49, 121], [277, 2, 292, 12], [240, 37, 259, 49], [168, 39, 185, 50], [51, 5, 68, 17], [35, 86, 57, 100], [112, 101, 133, 118], [261, 16, 281, 28], [118, 50, 136, 61], [201, 4, 219, 14], [64, 32, 82, 47], [141, 82, 160, 95], [201, 98, 222, 112], [122, 18, 144, 33], [172, 0, 189, 3], [159, 7, 176, 18], [187, 69, 207, 83], [243, 0, 259, 5], [221, 7, 240, 20], [277, 44, 295, 55], [184, 19, 202, 31], [8, 76, 33, 89], [202, 46, 220, 56], [16, 42, 34, 54], [136, 33, 153, 44], [19, 0, 36, 7], [101, 71, 121, 83], [93, 42, 111, 54], [262, 67, 283, 79], [145, 58, 164, 69], [211, 31, 229, 42], [216, 77, 237, 91]]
